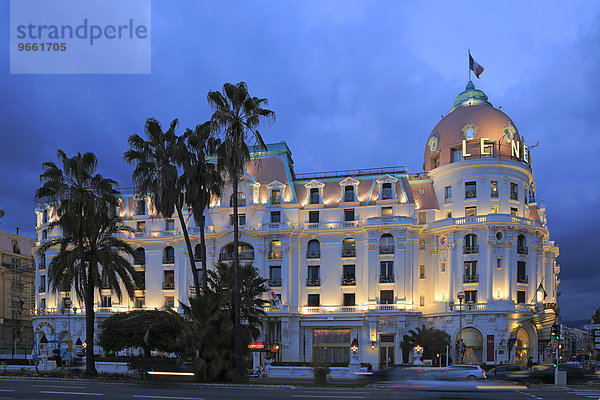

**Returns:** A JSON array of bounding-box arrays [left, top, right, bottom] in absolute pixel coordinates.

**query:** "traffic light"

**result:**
[[551, 324, 560, 340], [558, 343, 563, 350]]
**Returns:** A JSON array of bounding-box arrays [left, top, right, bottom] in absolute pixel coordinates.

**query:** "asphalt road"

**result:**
[[0, 378, 599, 400]]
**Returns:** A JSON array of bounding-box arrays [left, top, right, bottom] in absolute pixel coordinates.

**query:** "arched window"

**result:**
[[307, 240, 320, 259], [463, 234, 478, 254], [229, 192, 246, 207], [39, 252, 46, 270], [269, 240, 282, 259], [342, 238, 356, 257], [135, 247, 145, 265], [163, 246, 174, 264], [456, 327, 483, 365], [379, 234, 394, 254], [517, 234, 527, 255], [219, 242, 254, 261], [195, 244, 202, 262], [11, 240, 20, 254]]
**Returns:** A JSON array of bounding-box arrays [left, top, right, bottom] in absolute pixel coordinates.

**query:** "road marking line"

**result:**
[[291, 396, 365, 399], [0, 390, 16, 392], [132, 396, 204, 400], [40, 391, 103, 396], [33, 385, 85, 389]]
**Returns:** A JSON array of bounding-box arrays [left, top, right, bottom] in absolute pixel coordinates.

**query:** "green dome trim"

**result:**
[[449, 80, 492, 113]]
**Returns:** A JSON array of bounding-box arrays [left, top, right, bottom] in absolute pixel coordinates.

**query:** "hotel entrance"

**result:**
[[379, 334, 395, 367]]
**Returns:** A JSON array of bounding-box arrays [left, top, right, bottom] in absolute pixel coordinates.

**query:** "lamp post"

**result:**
[[449, 291, 465, 364], [64, 298, 72, 368]]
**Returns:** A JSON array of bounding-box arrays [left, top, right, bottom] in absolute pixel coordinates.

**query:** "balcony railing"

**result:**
[[379, 275, 394, 283], [39, 264, 45, 271], [517, 275, 529, 284], [463, 245, 479, 254], [342, 248, 356, 258], [306, 223, 320, 230], [342, 221, 358, 228], [379, 245, 394, 255], [268, 279, 282, 287], [306, 250, 320, 259], [306, 278, 321, 287], [38, 286, 45, 293], [162, 256, 175, 264], [344, 193, 355, 202], [517, 247, 529, 255], [381, 188, 394, 200], [219, 251, 255, 261], [341, 277, 356, 286], [463, 274, 479, 283], [162, 282, 175, 290], [268, 251, 282, 260]]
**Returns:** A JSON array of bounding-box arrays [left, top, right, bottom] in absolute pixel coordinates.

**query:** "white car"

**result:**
[[445, 365, 487, 380]]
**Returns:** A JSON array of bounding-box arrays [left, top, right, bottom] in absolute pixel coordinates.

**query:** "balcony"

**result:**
[[342, 221, 358, 228], [517, 247, 529, 255], [162, 256, 175, 264], [379, 275, 394, 283], [306, 278, 321, 287], [427, 214, 542, 230], [268, 279, 282, 287], [268, 251, 282, 260], [305, 223, 320, 230], [219, 250, 255, 261], [517, 275, 529, 284], [39, 263, 45, 271], [306, 250, 320, 259], [465, 189, 477, 199], [38, 286, 45, 293], [342, 248, 356, 258], [463, 274, 479, 283], [381, 188, 394, 200], [365, 216, 414, 226], [379, 245, 395, 255], [162, 282, 175, 290], [341, 277, 356, 286], [463, 245, 479, 254]]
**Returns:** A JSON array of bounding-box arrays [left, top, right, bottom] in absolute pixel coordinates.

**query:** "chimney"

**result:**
[[16, 227, 20, 235]]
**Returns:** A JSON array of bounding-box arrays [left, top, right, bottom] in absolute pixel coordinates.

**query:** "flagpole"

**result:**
[[468, 49, 471, 81]]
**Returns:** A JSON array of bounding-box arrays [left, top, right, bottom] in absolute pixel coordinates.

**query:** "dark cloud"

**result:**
[[1, 1, 599, 320]]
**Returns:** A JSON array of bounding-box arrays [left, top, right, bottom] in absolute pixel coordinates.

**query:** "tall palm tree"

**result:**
[[35, 150, 122, 377], [124, 118, 202, 295], [180, 122, 223, 293], [208, 82, 274, 381]]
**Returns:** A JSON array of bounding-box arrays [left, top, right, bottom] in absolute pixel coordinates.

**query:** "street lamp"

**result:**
[[64, 298, 72, 368], [449, 291, 465, 364], [351, 338, 359, 354]]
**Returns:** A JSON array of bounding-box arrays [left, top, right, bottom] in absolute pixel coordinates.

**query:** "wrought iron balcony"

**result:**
[[268, 279, 282, 287], [269, 251, 282, 260], [381, 188, 394, 200], [463, 274, 479, 283], [306, 278, 321, 287], [162, 282, 175, 290], [344, 193, 355, 202], [379, 245, 395, 255], [341, 277, 356, 286], [379, 275, 394, 283], [162, 256, 175, 264], [517, 246, 529, 255], [342, 248, 356, 258], [306, 250, 320, 259], [219, 250, 255, 261], [463, 245, 479, 254], [517, 275, 529, 284]]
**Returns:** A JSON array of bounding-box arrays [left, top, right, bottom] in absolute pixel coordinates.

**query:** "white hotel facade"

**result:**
[[32, 81, 560, 368]]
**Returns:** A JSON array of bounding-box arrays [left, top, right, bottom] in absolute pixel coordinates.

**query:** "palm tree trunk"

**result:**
[[199, 208, 208, 294], [85, 261, 97, 377], [232, 177, 244, 382], [175, 201, 200, 297]]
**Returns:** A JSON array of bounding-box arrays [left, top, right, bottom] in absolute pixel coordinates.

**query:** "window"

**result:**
[[465, 290, 477, 303], [42, 230, 48, 240], [61, 297, 71, 308], [135, 199, 146, 215], [381, 206, 393, 217], [517, 261, 527, 283], [40, 298, 46, 309], [307, 265, 320, 286], [309, 211, 319, 223], [269, 240, 282, 259], [163, 246, 175, 264], [381, 183, 393, 200], [165, 219, 175, 231], [40, 253, 46, 270], [433, 157, 440, 169], [517, 290, 526, 304], [11, 240, 20, 254], [270, 211, 281, 223], [463, 234, 478, 254], [465, 206, 477, 217], [309, 188, 320, 204], [380, 290, 394, 304], [497, 258, 502, 269], [379, 234, 394, 254], [136, 221, 146, 232], [39, 275, 46, 292], [342, 238, 356, 257], [344, 209, 355, 222], [342, 265, 356, 285], [101, 270, 110, 288], [524, 189, 529, 205], [419, 239, 425, 250], [42, 209, 48, 224], [229, 214, 246, 226], [491, 181, 498, 197], [312, 329, 350, 364], [163, 296, 175, 308], [163, 270, 175, 290], [307, 239, 320, 258], [134, 271, 145, 290], [465, 181, 477, 199], [441, 262, 446, 272], [343, 293, 356, 306], [307, 294, 320, 307], [219, 242, 255, 261], [450, 148, 462, 163], [419, 264, 425, 279], [510, 183, 518, 200], [380, 261, 394, 283], [420, 295, 425, 307], [445, 210, 452, 219], [134, 297, 145, 308], [418, 212, 426, 225], [230, 192, 246, 207], [464, 261, 478, 282], [344, 186, 355, 202], [444, 186, 452, 203], [269, 266, 282, 286], [133, 247, 145, 265], [194, 244, 202, 262], [510, 207, 518, 216], [271, 189, 281, 205], [490, 205, 498, 214], [101, 295, 112, 308], [517, 235, 527, 254]]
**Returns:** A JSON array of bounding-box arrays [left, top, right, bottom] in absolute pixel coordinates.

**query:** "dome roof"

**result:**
[[423, 81, 522, 172]]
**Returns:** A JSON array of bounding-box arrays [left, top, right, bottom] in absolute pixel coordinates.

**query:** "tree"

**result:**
[[35, 150, 133, 377], [179, 122, 223, 293], [592, 307, 600, 324], [180, 261, 268, 382], [208, 82, 275, 381], [124, 118, 202, 295], [401, 325, 450, 363]]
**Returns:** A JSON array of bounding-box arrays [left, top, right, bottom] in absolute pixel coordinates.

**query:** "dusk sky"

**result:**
[[1, 1, 599, 321]]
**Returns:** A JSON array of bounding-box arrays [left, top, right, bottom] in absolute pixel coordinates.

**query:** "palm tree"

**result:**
[[208, 82, 275, 380], [124, 118, 202, 295], [402, 325, 450, 363], [180, 122, 223, 293], [35, 150, 123, 377]]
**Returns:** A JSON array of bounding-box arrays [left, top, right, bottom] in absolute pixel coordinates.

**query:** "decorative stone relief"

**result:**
[[368, 242, 378, 250]]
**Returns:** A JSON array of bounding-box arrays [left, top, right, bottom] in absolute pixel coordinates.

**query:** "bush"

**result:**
[[311, 361, 330, 385]]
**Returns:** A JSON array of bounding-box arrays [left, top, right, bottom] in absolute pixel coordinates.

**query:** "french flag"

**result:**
[[469, 53, 484, 78]]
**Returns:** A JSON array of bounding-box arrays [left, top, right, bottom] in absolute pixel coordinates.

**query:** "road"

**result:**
[[0, 378, 599, 400]]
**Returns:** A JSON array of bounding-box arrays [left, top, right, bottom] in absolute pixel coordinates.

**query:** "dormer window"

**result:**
[[339, 177, 359, 203], [135, 198, 146, 215], [266, 180, 286, 205], [230, 192, 246, 207], [376, 175, 399, 201], [304, 180, 325, 205], [344, 186, 355, 202], [310, 189, 319, 204], [271, 189, 281, 205]]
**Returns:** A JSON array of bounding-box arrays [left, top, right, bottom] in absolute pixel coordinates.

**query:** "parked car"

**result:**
[[507, 363, 595, 384], [445, 365, 487, 380], [371, 364, 486, 382], [487, 364, 526, 380]]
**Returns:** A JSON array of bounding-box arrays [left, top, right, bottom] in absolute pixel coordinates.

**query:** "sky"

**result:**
[[1, 1, 599, 321]]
